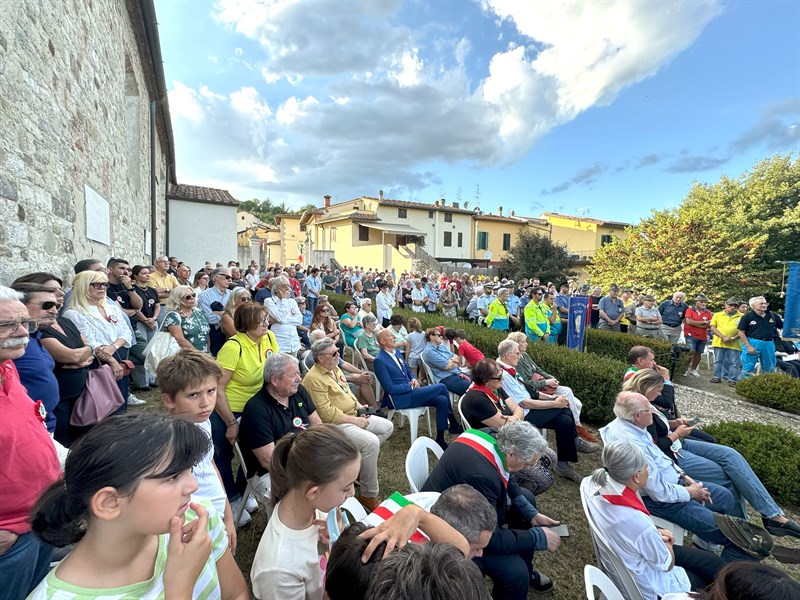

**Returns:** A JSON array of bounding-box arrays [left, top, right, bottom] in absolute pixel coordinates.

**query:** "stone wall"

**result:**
[[0, 0, 169, 285]]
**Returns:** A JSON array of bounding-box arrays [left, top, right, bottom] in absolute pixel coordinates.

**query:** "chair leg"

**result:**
[[425, 409, 432, 436], [409, 413, 419, 442]]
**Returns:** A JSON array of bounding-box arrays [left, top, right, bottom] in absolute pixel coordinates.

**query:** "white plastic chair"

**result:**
[[339, 323, 356, 362], [457, 394, 472, 430], [405, 436, 444, 493], [232, 438, 271, 530], [420, 356, 460, 406], [341, 495, 368, 521], [353, 344, 381, 402], [584, 564, 625, 600], [385, 392, 432, 443], [702, 345, 715, 370], [579, 477, 645, 600]]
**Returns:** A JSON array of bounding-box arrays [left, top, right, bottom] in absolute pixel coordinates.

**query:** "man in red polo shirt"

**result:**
[[0, 286, 61, 600], [683, 294, 713, 377]]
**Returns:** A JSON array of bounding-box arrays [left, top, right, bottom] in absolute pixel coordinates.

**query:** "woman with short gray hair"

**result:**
[[355, 314, 380, 368], [265, 276, 302, 354], [587, 442, 723, 598]]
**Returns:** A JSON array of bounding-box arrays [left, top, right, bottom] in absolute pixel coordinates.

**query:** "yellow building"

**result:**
[[274, 214, 304, 265], [473, 207, 550, 266]]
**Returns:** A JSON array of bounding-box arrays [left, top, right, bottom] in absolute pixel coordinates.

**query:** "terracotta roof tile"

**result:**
[[369, 196, 477, 215], [168, 183, 238, 206], [542, 212, 630, 227]]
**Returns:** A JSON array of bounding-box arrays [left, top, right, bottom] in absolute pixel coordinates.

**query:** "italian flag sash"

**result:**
[[454, 429, 510, 487], [364, 492, 429, 543], [598, 478, 650, 515]]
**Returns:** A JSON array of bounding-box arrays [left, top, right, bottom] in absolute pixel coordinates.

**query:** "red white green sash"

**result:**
[[364, 492, 429, 543], [454, 429, 510, 487]]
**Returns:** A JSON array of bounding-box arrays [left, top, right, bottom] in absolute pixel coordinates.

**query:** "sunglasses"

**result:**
[[33, 301, 58, 310], [89, 282, 109, 289], [183, 293, 196, 300], [219, 275, 232, 280]]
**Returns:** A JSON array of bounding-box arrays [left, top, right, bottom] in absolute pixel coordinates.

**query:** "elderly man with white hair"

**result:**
[[264, 276, 302, 355], [0, 286, 62, 600], [658, 291, 688, 343], [737, 295, 781, 377], [422, 421, 561, 597]]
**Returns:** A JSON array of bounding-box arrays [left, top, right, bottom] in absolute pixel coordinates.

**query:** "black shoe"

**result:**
[[436, 437, 449, 451], [763, 517, 800, 539], [448, 414, 464, 435], [530, 572, 554, 594]]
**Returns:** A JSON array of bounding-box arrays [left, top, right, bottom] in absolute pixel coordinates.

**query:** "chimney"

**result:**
[[378, 190, 384, 201], [510, 210, 515, 217], [464, 201, 470, 209], [323, 194, 331, 208], [452, 201, 459, 209], [497, 206, 503, 216]]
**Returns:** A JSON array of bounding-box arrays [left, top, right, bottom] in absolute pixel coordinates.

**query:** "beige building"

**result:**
[[473, 208, 550, 266]]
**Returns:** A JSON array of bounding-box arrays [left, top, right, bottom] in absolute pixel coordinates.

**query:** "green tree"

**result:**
[[588, 154, 799, 306], [237, 197, 313, 224], [499, 230, 577, 283]]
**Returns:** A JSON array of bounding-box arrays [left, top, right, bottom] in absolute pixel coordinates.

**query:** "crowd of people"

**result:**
[[2, 255, 798, 600]]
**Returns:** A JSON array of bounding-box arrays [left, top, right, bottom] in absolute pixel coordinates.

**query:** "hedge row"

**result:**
[[585, 328, 690, 374], [702, 421, 800, 506], [735, 373, 800, 416], [327, 293, 623, 423]]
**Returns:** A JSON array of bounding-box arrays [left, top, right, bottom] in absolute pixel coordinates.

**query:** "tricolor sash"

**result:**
[[363, 492, 429, 543], [597, 478, 650, 516], [454, 429, 510, 487]]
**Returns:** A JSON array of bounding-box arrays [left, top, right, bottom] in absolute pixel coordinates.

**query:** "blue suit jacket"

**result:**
[[374, 349, 415, 404]]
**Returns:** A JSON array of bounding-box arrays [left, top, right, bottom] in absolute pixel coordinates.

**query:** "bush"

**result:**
[[586, 328, 690, 374], [327, 293, 623, 423], [702, 421, 800, 506], [735, 373, 800, 415]]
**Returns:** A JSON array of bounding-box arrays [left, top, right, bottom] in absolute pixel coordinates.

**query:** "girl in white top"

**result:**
[[251, 424, 361, 600], [27, 413, 248, 600]]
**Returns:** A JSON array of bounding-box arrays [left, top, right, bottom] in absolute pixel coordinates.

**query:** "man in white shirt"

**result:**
[[410, 279, 426, 313], [600, 392, 754, 563]]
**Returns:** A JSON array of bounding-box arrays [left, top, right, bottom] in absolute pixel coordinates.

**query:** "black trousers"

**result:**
[[524, 406, 578, 463], [473, 487, 538, 600], [674, 544, 725, 591]]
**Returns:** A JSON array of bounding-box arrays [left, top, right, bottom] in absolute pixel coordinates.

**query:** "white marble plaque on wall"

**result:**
[[84, 184, 111, 246]]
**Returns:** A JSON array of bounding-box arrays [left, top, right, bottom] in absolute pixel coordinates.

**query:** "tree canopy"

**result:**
[[237, 198, 315, 224], [588, 154, 800, 307], [499, 229, 577, 284]]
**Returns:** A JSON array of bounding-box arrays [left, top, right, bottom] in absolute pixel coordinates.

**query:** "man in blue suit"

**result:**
[[374, 329, 462, 449]]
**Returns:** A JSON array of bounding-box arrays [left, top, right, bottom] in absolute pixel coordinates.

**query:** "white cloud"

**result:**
[[389, 49, 423, 87]]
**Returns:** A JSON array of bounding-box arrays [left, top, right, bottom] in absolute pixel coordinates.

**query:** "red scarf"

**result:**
[[468, 383, 501, 403], [498, 364, 517, 378], [600, 484, 650, 516]]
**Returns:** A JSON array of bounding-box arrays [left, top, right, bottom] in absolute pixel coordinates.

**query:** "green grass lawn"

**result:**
[[135, 380, 799, 599]]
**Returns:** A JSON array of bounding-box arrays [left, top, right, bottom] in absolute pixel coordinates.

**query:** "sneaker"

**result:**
[[690, 369, 701, 378], [709, 378, 722, 383], [530, 572, 554, 594], [576, 438, 600, 453], [245, 495, 259, 513], [554, 464, 582, 482], [683, 371, 690, 377], [127, 394, 146, 406], [229, 498, 252, 527]]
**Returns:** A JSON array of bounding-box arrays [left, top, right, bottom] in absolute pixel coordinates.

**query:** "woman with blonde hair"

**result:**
[[623, 369, 800, 537], [220, 287, 252, 338], [63, 270, 135, 408], [163, 285, 211, 353]]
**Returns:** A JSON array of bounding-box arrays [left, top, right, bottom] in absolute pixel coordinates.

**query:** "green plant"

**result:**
[[702, 421, 800, 506], [586, 328, 690, 374], [735, 373, 800, 415]]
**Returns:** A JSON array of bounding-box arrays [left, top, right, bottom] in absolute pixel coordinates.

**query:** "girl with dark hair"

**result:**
[[670, 561, 800, 600], [251, 424, 361, 600], [27, 413, 248, 600]]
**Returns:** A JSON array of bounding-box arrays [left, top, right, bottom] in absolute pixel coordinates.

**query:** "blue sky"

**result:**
[[156, 0, 799, 224]]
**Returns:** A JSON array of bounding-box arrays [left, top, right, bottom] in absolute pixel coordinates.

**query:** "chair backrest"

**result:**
[[457, 394, 472, 430], [405, 436, 444, 493], [233, 439, 250, 480], [584, 564, 624, 600], [579, 478, 645, 600], [341, 496, 368, 521], [420, 357, 437, 385]]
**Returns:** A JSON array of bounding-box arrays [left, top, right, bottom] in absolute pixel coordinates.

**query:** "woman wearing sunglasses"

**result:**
[[62, 270, 133, 410], [163, 285, 211, 353], [220, 287, 252, 338]]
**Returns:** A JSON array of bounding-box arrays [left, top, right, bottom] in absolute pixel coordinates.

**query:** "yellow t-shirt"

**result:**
[[710, 311, 742, 350], [148, 271, 179, 303], [217, 331, 279, 412]]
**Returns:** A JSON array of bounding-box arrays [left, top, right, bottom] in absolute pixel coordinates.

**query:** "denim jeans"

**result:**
[[210, 410, 243, 501], [741, 338, 776, 377], [0, 531, 52, 600], [642, 481, 755, 563], [680, 438, 782, 519], [713, 347, 741, 381]]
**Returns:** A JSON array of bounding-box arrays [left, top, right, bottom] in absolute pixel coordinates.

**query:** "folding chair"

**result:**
[[584, 564, 625, 600], [405, 436, 444, 493], [233, 433, 271, 530]]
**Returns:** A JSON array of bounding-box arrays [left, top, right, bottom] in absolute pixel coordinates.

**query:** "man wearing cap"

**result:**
[[635, 295, 664, 339], [683, 295, 713, 377], [709, 298, 743, 385], [738, 296, 781, 377], [597, 285, 625, 332], [659, 292, 688, 343]]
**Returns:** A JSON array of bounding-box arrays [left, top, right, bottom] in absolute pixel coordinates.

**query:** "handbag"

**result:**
[[532, 372, 558, 395], [70, 363, 126, 426], [143, 312, 181, 376]]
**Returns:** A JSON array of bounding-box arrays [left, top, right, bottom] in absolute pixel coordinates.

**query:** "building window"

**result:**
[[457, 232, 463, 247], [477, 231, 489, 250], [299, 224, 307, 232], [502, 233, 511, 251], [444, 231, 452, 247], [444, 213, 453, 223], [330, 227, 337, 242], [398, 208, 407, 219], [358, 225, 370, 242], [428, 211, 434, 218], [601, 234, 613, 246]]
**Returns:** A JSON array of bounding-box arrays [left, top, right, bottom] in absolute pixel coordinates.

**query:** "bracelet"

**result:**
[[225, 420, 237, 428]]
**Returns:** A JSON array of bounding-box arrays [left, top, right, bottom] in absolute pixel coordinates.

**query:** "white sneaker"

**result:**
[[245, 495, 259, 513], [127, 394, 146, 406], [683, 371, 690, 377], [229, 498, 252, 527], [690, 369, 700, 378]]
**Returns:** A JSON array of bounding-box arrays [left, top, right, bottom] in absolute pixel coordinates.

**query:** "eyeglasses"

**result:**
[[488, 375, 503, 381], [183, 293, 196, 300], [89, 282, 109, 289], [430, 333, 441, 337], [31, 301, 58, 310], [260, 318, 270, 326], [324, 350, 340, 357], [0, 317, 38, 334]]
